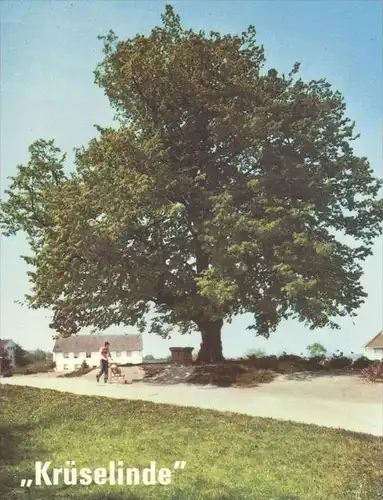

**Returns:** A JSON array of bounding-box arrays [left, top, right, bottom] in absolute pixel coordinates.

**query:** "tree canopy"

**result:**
[[1, 6, 382, 362], [306, 343, 327, 358]]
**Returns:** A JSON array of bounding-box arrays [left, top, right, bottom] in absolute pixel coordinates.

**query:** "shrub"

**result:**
[[276, 354, 313, 374], [81, 360, 89, 369], [352, 356, 374, 370], [278, 354, 304, 363], [276, 361, 307, 374], [246, 349, 267, 359], [12, 362, 53, 375], [325, 356, 353, 370], [306, 356, 325, 371], [233, 368, 277, 387], [189, 362, 277, 387], [249, 355, 280, 370]]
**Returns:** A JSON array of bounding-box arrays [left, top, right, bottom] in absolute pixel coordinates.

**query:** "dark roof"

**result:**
[[53, 334, 143, 353], [365, 331, 383, 349]]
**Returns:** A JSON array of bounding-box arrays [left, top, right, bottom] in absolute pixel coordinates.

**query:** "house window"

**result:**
[[126, 351, 132, 357], [63, 353, 69, 359], [374, 348, 382, 353], [115, 351, 121, 357], [63, 364, 69, 370], [86, 352, 91, 358], [74, 353, 79, 358], [74, 364, 80, 370]]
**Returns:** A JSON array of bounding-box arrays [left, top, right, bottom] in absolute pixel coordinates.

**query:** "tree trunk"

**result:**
[[195, 319, 224, 364]]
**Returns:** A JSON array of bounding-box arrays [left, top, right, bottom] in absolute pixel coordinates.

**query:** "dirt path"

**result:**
[[14, 367, 382, 404], [1, 373, 382, 436]]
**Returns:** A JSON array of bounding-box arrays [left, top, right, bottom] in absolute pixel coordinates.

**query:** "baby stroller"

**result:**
[[109, 363, 131, 384]]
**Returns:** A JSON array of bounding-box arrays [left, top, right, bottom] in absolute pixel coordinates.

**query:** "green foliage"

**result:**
[[352, 356, 373, 370], [80, 359, 89, 369], [325, 356, 353, 370], [306, 342, 327, 358], [241, 353, 360, 373], [189, 362, 277, 386], [12, 361, 54, 375], [14, 344, 30, 367], [246, 349, 267, 358], [28, 348, 50, 363], [1, 6, 382, 359], [12, 345, 49, 367], [143, 354, 155, 361]]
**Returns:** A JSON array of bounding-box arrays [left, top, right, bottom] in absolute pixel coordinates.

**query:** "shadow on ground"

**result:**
[[140, 363, 277, 387], [0, 422, 50, 499]]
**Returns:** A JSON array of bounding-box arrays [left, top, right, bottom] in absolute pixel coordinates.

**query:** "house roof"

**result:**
[[52, 334, 143, 353], [364, 331, 383, 349]]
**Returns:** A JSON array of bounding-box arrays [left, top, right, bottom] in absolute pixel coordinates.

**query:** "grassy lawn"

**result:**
[[0, 386, 381, 500]]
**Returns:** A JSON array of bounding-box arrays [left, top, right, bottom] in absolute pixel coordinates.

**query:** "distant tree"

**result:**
[[14, 344, 30, 367], [1, 350, 11, 372], [143, 354, 155, 361], [0, 5, 382, 363], [29, 349, 48, 363], [306, 343, 327, 358], [247, 349, 267, 358]]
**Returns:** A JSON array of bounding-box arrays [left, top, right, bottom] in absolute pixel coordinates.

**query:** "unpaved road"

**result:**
[[1, 372, 382, 436]]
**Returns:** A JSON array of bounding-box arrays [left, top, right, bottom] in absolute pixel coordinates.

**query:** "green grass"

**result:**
[[1, 386, 381, 500], [12, 362, 55, 375]]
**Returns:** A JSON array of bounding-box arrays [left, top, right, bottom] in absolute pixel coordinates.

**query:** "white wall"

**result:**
[[53, 350, 143, 371], [364, 347, 383, 361]]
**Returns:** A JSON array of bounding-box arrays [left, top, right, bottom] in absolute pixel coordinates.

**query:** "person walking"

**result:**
[[96, 341, 111, 383]]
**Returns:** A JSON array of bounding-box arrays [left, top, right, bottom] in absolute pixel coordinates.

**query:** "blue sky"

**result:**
[[1, 1, 382, 357]]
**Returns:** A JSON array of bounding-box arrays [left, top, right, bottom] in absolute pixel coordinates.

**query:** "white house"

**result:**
[[364, 331, 383, 361], [52, 334, 143, 372], [0, 339, 17, 369]]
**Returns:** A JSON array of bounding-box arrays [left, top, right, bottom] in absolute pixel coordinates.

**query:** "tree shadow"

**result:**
[[141, 363, 246, 387], [0, 422, 51, 499], [140, 362, 279, 387]]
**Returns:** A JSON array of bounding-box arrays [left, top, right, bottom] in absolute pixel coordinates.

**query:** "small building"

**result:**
[[364, 331, 383, 361], [169, 347, 194, 366], [0, 339, 17, 370], [52, 334, 143, 372]]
